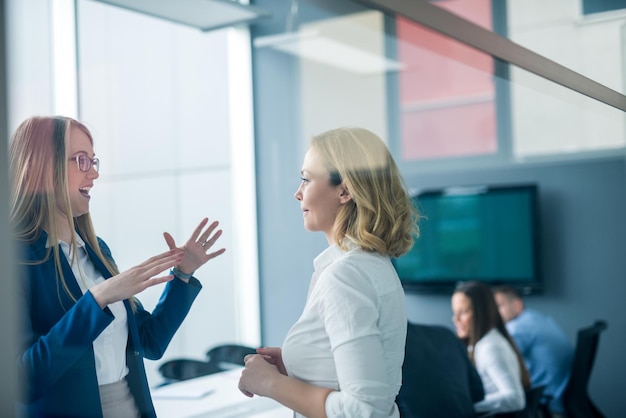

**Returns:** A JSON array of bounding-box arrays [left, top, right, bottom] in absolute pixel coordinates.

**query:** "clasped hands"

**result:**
[[91, 218, 225, 309], [238, 347, 287, 398]]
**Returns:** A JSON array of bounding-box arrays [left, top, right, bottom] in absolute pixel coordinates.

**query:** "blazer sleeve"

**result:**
[[96, 236, 203, 361], [132, 276, 202, 360], [17, 271, 114, 402]]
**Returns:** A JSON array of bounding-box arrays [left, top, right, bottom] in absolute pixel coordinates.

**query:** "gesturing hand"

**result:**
[[163, 218, 226, 280], [91, 249, 184, 309]]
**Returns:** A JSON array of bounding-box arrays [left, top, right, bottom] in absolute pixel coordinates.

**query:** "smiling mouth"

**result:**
[[79, 186, 91, 198]]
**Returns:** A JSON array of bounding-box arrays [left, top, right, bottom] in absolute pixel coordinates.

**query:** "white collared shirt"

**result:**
[[53, 235, 129, 385], [473, 328, 525, 413], [282, 239, 407, 418]]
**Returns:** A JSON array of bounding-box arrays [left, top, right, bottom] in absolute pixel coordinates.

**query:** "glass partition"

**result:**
[[252, 0, 626, 175]]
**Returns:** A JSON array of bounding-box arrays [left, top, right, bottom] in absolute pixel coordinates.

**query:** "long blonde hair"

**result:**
[[311, 127, 418, 257], [9, 116, 120, 306]]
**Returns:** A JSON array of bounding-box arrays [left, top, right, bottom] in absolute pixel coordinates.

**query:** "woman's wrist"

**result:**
[[171, 266, 194, 281]]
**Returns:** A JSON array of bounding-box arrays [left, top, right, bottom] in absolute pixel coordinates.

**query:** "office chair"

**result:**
[[490, 385, 545, 418], [562, 320, 607, 418], [158, 358, 221, 383], [519, 385, 546, 418], [205, 343, 257, 370], [158, 343, 256, 384], [398, 322, 484, 418]]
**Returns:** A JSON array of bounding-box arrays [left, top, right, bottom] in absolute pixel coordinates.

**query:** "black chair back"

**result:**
[[493, 385, 545, 418], [157, 343, 257, 385], [563, 320, 607, 418], [158, 358, 220, 382], [398, 322, 484, 418], [205, 344, 257, 369], [521, 385, 546, 418]]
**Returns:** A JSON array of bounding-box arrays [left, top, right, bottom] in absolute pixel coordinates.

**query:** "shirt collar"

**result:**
[[45, 232, 86, 249], [313, 237, 359, 272]]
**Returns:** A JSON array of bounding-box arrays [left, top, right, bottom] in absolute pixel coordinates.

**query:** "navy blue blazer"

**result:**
[[16, 231, 202, 418]]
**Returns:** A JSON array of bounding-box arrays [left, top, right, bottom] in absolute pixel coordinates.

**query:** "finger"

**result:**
[[202, 229, 223, 250], [256, 347, 278, 355], [137, 249, 184, 268], [198, 220, 220, 243], [163, 232, 177, 250], [260, 355, 275, 365], [188, 218, 209, 244], [239, 388, 254, 398], [140, 274, 176, 291], [137, 253, 184, 278], [205, 248, 226, 260]]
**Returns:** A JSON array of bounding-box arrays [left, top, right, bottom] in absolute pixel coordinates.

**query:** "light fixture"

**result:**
[[254, 30, 404, 75], [89, 0, 270, 32], [254, 4, 405, 76]]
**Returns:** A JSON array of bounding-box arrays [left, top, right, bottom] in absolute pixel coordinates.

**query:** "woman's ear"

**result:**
[[338, 186, 352, 204]]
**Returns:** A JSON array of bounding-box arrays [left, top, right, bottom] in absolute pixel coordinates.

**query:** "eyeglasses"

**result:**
[[69, 154, 100, 173]]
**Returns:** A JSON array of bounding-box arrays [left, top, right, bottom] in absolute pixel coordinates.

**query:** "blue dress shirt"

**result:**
[[506, 308, 574, 413]]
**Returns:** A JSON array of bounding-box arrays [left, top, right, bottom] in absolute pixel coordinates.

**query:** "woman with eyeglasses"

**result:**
[[451, 281, 531, 416], [238, 127, 417, 418], [10, 116, 225, 418]]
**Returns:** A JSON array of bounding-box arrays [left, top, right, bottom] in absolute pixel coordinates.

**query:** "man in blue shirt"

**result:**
[[493, 285, 574, 417]]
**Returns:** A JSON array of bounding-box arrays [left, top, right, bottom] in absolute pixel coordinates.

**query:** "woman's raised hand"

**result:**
[[90, 249, 184, 308], [163, 218, 226, 281]]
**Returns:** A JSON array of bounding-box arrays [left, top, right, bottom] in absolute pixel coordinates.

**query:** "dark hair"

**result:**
[[492, 284, 522, 300], [454, 281, 531, 388]]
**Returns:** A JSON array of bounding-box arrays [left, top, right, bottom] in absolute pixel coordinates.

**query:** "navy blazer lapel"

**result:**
[[32, 231, 84, 301], [83, 239, 113, 279]]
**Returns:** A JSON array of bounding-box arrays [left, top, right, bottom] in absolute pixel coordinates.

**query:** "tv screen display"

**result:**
[[393, 184, 541, 294]]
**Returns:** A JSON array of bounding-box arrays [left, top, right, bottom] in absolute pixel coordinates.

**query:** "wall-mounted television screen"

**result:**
[[393, 183, 542, 294]]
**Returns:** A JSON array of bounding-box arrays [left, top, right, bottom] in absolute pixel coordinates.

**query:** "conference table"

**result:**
[[151, 367, 293, 418]]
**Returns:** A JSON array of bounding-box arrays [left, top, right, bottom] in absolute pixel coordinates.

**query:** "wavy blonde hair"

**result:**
[[311, 127, 418, 257], [9, 116, 120, 307]]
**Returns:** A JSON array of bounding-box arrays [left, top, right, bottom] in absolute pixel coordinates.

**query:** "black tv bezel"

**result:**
[[395, 183, 543, 295]]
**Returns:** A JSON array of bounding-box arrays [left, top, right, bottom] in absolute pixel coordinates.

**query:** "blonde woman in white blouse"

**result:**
[[238, 127, 418, 418]]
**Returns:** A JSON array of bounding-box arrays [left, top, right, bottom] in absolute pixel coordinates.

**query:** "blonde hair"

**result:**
[[311, 127, 418, 257], [9, 116, 120, 307]]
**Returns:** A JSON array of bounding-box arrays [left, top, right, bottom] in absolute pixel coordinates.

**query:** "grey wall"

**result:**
[[252, 1, 626, 417]]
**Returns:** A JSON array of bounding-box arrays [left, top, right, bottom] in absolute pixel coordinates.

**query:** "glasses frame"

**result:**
[[69, 154, 100, 173]]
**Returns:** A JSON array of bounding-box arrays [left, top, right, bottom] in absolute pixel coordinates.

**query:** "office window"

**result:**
[[395, 0, 626, 169], [582, 0, 626, 15], [396, 0, 496, 161]]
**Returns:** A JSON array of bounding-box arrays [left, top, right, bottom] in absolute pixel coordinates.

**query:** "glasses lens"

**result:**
[[78, 155, 90, 171], [76, 155, 99, 172]]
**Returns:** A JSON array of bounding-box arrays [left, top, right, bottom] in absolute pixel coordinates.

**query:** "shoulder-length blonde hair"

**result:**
[[311, 127, 418, 257], [9, 116, 119, 305]]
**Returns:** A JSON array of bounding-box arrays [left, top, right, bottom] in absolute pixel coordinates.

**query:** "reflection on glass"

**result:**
[[396, 0, 496, 160]]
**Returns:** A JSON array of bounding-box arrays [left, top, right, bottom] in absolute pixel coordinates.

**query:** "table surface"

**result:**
[[151, 367, 293, 418]]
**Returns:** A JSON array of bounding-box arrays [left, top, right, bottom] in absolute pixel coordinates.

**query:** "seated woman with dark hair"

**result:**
[[451, 281, 531, 415]]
